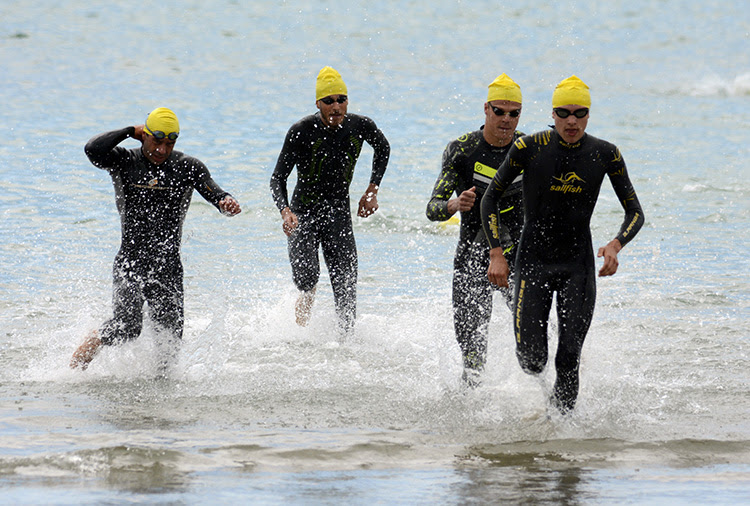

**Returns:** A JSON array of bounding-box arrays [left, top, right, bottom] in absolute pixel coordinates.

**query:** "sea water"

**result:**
[[1, 0, 749, 503]]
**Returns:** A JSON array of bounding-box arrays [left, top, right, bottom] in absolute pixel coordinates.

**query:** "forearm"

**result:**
[[426, 197, 451, 221], [269, 154, 293, 211], [609, 155, 645, 248], [270, 131, 299, 211], [480, 188, 504, 249], [198, 176, 231, 208], [425, 164, 458, 222], [615, 203, 644, 247], [270, 173, 290, 211], [480, 154, 519, 248], [369, 130, 390, 187], [84, 127, 134, 168], [364, 182, 379, 196]]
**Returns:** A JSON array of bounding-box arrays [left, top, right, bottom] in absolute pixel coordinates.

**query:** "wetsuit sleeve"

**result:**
[[607, 148, 645, 246], [84, 127, 135, 170], [480, 143, 524, 249], [364, 118, 390, 187], [269, 125, 299, 211], [192, 160, 232, 210], [425, 142, 459, 222]]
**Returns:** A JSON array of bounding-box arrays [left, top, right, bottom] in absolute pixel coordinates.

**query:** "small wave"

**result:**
[[686, 72, 750, 97], [682, 183, 708, 193]]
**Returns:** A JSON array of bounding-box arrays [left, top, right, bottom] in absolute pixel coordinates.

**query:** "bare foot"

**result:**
[[70, 331, 102, 370], [295, 288, 316, 327]]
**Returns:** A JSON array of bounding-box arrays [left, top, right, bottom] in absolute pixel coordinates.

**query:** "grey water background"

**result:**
[[1, 0, 749, 503]]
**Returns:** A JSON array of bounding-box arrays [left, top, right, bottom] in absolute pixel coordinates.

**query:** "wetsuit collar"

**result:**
[[479, 125, 515, 149], [550, 127, 586, 149], [139, 147, 173, 167], [316, 111, 346, 130]]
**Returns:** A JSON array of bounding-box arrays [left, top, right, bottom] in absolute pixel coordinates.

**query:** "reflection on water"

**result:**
[[3, 414, 749, 503]]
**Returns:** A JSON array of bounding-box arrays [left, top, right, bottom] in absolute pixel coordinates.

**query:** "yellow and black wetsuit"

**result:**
[[86, 127, 233, 346], [481, 129, 644, 411], [270, 112, 390, 332], [426, 128, 524, 374]]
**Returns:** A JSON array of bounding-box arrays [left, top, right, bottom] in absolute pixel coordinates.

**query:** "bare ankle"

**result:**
[[295, 289, 316, 327]]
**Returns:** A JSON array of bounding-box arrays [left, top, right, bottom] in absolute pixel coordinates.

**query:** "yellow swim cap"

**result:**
[[487, 73, 522, 104], [552, 75, 591, 108], [144, 107, 180, 138], [315, 66, 348, 101]]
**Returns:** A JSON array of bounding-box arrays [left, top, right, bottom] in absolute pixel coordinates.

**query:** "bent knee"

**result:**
[[293, 273, 319, 292], [100, 319, 141, 346], [516, 348, 546, 375]]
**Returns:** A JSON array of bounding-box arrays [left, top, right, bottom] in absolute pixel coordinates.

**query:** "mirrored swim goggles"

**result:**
[[490, 105, 521, 118], [144, 125, 179, 140], [319, 95, 348, 105], [553, 107, 589, 119]]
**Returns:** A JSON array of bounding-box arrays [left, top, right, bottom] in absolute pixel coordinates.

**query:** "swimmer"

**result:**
[[426, 74, 526, 387], [480, 75, 645, 412], [70, 107, 241, 371], [270, 66, 390, 336]]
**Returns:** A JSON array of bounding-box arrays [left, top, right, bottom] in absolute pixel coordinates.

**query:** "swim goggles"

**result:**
[[490, 105, 521, 118], [553, 107, 589, 119], [319, 95, 348, 105], [144, 125, 179, 140]]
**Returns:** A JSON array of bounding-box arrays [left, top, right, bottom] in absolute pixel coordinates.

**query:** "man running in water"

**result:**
[[426, 74, 525, 386], [270, 66, 390, 335], [481, 76, 644, 412], [70, 107, 241, 371]]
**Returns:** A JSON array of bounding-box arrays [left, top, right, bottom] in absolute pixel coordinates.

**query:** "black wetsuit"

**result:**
[[270, 112, 390, 332], [85, 127, 232, 346], [481, 129, 644, 411], [426, 128, 524, 372]]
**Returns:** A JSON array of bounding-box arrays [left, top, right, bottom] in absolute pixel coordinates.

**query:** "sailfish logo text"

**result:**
[[551, 172, 585, 194]]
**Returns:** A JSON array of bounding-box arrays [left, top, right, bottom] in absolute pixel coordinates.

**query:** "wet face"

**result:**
[[553, 105, 589, 144], [142, 134, 176, 165], [316, 94, 348, 128], [484, 100, 522, 147]]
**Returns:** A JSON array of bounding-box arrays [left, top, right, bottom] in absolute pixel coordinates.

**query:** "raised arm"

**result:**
[[84, 126, 136, 170]]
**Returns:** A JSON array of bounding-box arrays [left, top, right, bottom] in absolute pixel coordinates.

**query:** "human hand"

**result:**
[[448, 186, 477, 215], [597, 239, 622, 276], [281, 207, 298, 236], [457, 186, 477, 212], [487, 248, 509, 288], [219, 196, 242, 216], [358, 191, 378, 218], [132, 124, 145, 142]]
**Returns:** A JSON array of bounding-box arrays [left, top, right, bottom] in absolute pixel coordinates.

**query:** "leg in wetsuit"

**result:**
[[513, 259, 596, 413], [288, 201, 358, 334], [100, 253, 185, 350], [453, 229, 515, 381], [453, 233, 492, 374]]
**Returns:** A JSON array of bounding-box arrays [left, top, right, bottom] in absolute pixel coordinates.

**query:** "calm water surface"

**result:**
[[1, 0, 749, 504]]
